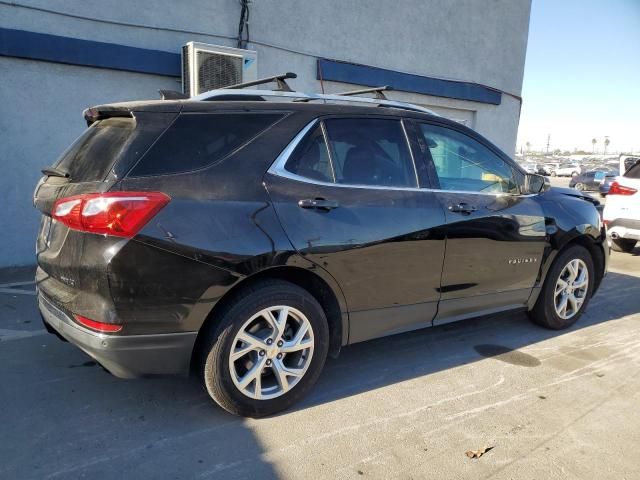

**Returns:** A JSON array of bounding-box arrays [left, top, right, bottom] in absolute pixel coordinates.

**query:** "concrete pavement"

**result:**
[[1, 249, 639, 479]]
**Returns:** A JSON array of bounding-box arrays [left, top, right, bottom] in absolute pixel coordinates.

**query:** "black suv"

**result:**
[[35, 87, 607, 417]]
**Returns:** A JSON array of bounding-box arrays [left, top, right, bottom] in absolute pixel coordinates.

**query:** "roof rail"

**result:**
[[221, 72, 297, 92], [193, 88, 439, 116], [335, 86, 393, 100]]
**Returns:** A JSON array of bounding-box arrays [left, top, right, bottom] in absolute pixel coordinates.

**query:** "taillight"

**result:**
[[608, 182, 637, 196], [74, 314, 123, 333], [52, 191, 170, 238]]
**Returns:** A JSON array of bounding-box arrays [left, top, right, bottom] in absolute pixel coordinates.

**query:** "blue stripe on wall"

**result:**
[[0, 28, 502, 104], [0, 28, 181, 77], [318, 58, 501, 105]]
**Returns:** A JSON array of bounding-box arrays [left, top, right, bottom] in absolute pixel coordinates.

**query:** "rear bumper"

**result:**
[[38, 292, 197, 378], [607, 218, 640, 241]]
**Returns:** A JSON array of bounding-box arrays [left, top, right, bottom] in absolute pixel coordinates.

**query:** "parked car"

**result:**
[[569, 170, 616, 192], [603, 160, 640, 253], [541, 163, 560, 177], [599, 171, 620, 197], [34, 86, 608, 417], [555, 163, 583, 177], [543, 162, 561, 176], [536, 164, 552, 176]]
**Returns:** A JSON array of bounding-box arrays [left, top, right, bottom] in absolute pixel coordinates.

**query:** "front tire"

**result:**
[[610, 238, 637, 253], [529, 245, 594, 329], [200, 280, 329, 417], [574, 182, 585, 191]]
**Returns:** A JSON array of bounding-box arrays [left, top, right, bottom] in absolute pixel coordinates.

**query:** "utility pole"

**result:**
[[546, 134, 550, 154]]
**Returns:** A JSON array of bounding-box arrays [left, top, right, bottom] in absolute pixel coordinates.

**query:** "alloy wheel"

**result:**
[[229, 306, 314, 400], [554, 258, 589, 320]]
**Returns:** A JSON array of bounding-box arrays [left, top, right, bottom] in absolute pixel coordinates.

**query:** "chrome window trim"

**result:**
[[269, 119, 319, 178], [267, 119, 523, 198]]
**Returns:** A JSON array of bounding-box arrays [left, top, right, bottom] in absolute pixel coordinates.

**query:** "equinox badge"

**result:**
[[508, 257, 538, 265]]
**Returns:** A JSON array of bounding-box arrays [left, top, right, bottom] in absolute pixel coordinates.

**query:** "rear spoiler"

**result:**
[[82, 101, 183, 126], [82, 107, 133, 126]]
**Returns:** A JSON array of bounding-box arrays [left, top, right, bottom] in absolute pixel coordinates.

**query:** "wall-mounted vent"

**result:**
[[181, 42, 258, 97]]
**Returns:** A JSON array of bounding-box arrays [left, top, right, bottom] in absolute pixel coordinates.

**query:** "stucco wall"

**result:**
[[0, 0, 531, 266]]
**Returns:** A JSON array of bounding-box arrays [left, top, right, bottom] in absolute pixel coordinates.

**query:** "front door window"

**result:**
[[416, 123, 519, 194]]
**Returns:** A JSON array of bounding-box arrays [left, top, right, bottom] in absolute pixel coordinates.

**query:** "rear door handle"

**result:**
[[298, 198, 340, 211], [448, 202, 477, 215]]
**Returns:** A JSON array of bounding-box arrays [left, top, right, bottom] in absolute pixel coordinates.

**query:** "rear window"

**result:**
[[625, 160, 640, 179], [130, 113, 283, 176], [54, 117, 135, 182], [624, 157, 640, 171]]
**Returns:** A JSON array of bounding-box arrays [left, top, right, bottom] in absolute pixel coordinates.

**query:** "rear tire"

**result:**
[[529, 245, 594, 330], [610, 238, 637, 253], [200, 280, 329, 417], [575, 183, 585, 191]]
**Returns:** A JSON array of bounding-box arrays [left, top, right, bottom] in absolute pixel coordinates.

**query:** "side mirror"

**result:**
[[524, 173, 550, 194]]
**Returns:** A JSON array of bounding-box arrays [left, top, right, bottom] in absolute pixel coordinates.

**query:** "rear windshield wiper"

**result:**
[[41, 166, 70, 178]]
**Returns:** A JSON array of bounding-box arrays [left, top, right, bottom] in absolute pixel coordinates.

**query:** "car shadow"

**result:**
[[1, 272, 636, 479], [291, 271, 640, 413], [0, 328, 278, 479]]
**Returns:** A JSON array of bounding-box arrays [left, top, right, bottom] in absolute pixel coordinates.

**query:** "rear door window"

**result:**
[[54, 117, 135, 182], [130, 113, 284, 176], [284, 125, 334, 182], [323, 118, 417, 188]]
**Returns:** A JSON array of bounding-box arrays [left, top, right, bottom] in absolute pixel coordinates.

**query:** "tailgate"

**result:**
[[34, 109, 177, 312]]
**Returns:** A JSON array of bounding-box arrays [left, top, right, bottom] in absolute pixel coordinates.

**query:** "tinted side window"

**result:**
[[417, 123, 518, 194], [131, 113, 283, 176], [284, 125, 334, 182], [324, 118, 416, 188], [625, 160, 640, 179], [624, 157, 639, 171], [55, 117, 135, 182]]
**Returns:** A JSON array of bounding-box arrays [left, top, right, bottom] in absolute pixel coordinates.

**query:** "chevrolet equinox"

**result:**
[[35, 86, 608, 417]]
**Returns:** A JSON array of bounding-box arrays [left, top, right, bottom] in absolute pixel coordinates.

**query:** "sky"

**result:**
[[516, 0, 640, 154]]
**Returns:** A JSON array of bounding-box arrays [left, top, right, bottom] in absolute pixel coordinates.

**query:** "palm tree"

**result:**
[[592, 138, 597, 153], [604, 137, 610, 155], [526, 141, 531, 152]]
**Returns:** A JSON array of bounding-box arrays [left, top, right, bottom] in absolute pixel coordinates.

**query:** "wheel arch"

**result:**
[[568, 235, 606, 292], [191, 265, 348, 373], [528, 233, 606, 309]]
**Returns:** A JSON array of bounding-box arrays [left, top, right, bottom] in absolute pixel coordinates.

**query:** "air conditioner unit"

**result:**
[[181, 42, 258, 97]]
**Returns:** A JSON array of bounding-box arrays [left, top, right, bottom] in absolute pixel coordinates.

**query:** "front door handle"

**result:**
[[448, 202, 477, 215], [298, 198, 340, 211]]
